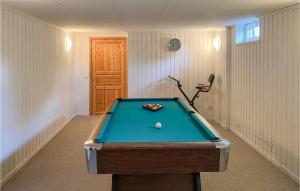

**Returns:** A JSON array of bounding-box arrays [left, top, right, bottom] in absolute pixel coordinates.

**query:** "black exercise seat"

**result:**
[[196, 74, 215, 92]]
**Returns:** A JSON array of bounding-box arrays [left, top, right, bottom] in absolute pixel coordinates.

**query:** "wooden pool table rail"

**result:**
[[84, 98, 230, 174]]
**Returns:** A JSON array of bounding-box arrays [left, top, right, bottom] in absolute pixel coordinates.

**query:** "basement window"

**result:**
[[235, 19, 260, 44]]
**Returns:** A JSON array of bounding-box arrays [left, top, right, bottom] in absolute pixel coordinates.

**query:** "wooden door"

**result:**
[[90, 37, 127, 115]]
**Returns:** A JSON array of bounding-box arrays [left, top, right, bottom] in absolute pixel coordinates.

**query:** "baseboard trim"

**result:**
[[76, 113, 90, 116], [0, 115, 75, 187], [231, 128, 300, 184], [210, 119, 229, 130]]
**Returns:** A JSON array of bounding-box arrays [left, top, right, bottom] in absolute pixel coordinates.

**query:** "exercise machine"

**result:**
[[168, 74, 215, 112]]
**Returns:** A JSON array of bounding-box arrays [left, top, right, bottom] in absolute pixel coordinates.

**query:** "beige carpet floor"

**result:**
[[2, 116, 299, 191]]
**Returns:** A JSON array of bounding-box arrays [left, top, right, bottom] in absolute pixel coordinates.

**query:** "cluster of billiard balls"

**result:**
[[143, 103, 164, 111]]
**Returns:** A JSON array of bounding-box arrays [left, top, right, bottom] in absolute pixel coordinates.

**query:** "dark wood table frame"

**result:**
[[84, 98, 230, 191]]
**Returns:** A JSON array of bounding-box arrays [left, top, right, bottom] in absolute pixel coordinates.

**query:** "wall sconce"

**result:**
[[213, 35, 221, 51], [65, 36, 72, 51]]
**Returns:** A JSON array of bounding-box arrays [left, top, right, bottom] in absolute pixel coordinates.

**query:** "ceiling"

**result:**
[[2, 0, 299, 32]]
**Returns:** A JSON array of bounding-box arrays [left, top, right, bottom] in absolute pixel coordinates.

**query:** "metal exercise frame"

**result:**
[[168, 74, 215, 112]]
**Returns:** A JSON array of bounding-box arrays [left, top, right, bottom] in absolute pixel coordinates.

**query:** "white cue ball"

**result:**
[[155, 122, 162, 129]]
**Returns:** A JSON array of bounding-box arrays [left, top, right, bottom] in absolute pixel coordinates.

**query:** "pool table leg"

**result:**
[[111, 173, 201, 191], [193, 172, 202, 191], [112, 174, 118, 191]]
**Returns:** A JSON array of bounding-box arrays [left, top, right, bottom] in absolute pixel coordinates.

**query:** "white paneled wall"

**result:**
[[0, 7, 74, 185], [72, 31, 227, 123], [213, 30, 228, 127], [128, 31, 227, 122], [229, 5, 300, 182]]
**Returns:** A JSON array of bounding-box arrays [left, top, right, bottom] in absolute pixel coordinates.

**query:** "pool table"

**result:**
[[84, 98, 230, 191]]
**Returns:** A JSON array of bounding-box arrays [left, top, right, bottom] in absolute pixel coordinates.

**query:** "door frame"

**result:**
[[89, 37, 128, 115]]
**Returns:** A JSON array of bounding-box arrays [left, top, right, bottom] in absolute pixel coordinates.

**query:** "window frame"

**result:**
[[235, 19, 260, 45], [244, 21, 260, 42]]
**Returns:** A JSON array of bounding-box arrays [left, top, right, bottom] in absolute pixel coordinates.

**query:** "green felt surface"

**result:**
[[96, 98, 217, 143]]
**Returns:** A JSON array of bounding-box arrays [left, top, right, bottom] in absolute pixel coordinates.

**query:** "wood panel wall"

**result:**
[[72, 31, 227, 124], [0, 7, 75, 185], [128, 31, 227, 122], [229, 5, 300, 182]]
